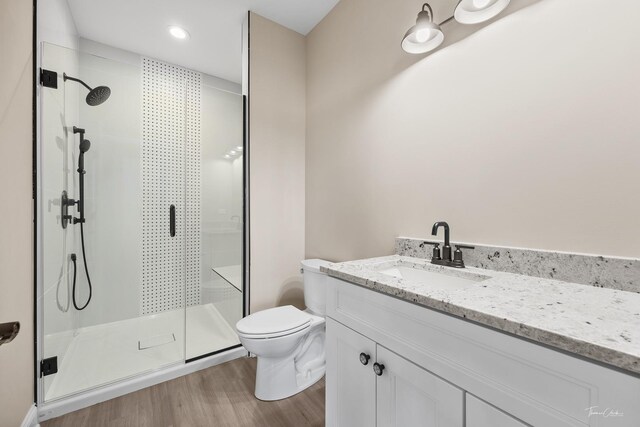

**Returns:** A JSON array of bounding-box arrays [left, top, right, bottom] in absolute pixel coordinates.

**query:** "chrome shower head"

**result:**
[[63, 73, 111, 106]]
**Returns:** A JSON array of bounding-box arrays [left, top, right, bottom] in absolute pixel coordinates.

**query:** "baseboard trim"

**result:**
[[38, 346, 245, 422], [21, 404, 39, 427]]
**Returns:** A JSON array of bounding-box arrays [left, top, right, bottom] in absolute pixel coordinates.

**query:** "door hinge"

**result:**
[[40, 356, 58, 377], [40, 68, 58, 89]]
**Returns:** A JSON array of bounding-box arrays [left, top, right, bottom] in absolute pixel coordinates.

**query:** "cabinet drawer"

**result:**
[[326, 276, 640, 427], [467, 394, 528, 427]]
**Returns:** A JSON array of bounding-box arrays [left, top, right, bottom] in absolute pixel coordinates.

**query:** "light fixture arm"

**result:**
[[438, 16, 455, 26], [421, 3, 433, 20], [424, 3, 455, 27]]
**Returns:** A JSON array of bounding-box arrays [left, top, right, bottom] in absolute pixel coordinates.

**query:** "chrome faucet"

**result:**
[[426, 221, 474, 268]]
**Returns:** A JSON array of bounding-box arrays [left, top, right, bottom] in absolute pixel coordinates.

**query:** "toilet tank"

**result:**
[[301, 259, 331, 316]]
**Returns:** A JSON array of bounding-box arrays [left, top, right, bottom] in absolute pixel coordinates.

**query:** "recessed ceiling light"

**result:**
[[236, 146, 243, 151], [168, 26, 190, 40], [224, 154, 231, 159], [230, 150, 236, 155]]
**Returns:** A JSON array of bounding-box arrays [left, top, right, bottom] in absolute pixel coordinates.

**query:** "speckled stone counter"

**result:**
[[396, 237, 640, 293], [321, 255, 640, 375]]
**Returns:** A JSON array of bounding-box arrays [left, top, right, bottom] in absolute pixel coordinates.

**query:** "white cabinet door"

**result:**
[[326, 318, 377, 427], [466, 394, 528, 427], [376, 345, 464, 427]]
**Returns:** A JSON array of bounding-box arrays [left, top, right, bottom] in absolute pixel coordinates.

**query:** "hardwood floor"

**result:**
[[42, 357, 325, 427]]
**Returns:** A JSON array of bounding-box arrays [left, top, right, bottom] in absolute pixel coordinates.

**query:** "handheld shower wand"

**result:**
[[69, 126, 93, 310], [73, 127, 91, 225]]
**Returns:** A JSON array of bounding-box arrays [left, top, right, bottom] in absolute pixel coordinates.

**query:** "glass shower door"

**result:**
[[39, 43, 187, 402], [39, 41, 246, 404], [188, 84, 244, 359]]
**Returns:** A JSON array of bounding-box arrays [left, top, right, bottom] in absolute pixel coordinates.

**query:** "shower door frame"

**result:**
[[32, 0, 251, 416]]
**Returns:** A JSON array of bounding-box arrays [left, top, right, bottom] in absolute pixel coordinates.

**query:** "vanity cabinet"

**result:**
[[326, 318, 464, 427], [376, 344, 464, 426], [325, 276, 640, 427], [326, 318, 377, 427], [466, 395, 527, 427]]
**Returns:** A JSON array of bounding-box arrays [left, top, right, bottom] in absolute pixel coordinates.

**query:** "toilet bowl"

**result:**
[[236, 259, 330, 401]]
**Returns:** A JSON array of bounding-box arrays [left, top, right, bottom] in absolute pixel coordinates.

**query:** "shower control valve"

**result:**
[[63, 197, 78, 207], [61, 191, 78, 229]]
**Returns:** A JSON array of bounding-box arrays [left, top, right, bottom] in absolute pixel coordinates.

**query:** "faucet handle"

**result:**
[[422, 241, 441, 260], [455, 244, 475, 250], [450, 244, 474, 268]]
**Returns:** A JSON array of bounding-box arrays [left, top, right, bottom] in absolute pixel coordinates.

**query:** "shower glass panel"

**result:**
[[40, 43, 187, 402], [39, 43, 243, 403], [189, 83, 243, 359]]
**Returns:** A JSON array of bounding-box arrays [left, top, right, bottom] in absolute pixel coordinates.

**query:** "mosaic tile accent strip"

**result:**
[[142, 57, 201, 314]]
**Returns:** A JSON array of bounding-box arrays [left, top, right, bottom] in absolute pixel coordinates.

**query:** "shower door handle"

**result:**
[[169, 205, 176, 237]]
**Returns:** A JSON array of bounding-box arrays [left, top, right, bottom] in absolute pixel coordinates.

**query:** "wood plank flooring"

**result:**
[[42, 357, 325, 427]]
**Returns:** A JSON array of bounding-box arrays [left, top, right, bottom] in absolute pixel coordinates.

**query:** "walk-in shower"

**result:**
[[37, 42, 245, 406]]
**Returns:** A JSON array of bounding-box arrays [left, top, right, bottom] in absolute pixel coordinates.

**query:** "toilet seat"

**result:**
[[236, 306, 312, 339]]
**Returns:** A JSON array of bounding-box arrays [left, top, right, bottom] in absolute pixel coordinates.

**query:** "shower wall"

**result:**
[[45, 39, 243, 328], [141, 57, 201, 314], [74, 47, 142, 327], [200, 81, 244, 327], [40, 38, 244, 400], [201, 82, 243, 271]]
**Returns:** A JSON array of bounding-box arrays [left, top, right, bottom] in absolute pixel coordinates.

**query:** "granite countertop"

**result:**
[[321, 255, 640, 375]]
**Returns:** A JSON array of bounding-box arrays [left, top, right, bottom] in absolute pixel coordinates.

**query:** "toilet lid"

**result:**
[[236, 305, 311, 337]]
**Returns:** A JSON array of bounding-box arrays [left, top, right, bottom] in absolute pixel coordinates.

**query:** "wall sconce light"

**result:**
[[401, 3, 444, 54], [454, 0, 511, 24], [402, 1, 511, 54]]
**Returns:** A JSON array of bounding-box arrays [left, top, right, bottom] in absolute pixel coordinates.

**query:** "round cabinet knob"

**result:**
[[373, 362, 385, 376], [359, 352, 371, 366]]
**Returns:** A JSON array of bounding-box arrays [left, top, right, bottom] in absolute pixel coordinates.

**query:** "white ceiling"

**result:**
[[66, 0, 339, 84]]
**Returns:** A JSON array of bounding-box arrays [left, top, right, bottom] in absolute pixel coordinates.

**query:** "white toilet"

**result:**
[[236, 259, 330, 401]]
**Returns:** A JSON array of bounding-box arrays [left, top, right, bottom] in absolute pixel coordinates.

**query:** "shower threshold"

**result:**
[[43, 303, 240, 402]]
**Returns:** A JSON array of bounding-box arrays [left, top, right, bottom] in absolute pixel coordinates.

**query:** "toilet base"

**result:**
[[237, 309, 326, 401], [254, 354, 325, 401]]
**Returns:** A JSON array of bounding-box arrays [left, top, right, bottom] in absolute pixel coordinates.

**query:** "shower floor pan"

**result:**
[[44, 303, 240, 401]]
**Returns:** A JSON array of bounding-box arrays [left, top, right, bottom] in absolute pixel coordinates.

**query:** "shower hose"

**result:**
[[71, 222, 93, 311]]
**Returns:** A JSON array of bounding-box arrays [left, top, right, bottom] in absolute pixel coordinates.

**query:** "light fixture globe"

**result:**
[[454, 0, 511, 24], [401, 3, 444, 54]]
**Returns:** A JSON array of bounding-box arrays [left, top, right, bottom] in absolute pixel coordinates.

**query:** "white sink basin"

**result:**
[[377, 264, 487, 291]]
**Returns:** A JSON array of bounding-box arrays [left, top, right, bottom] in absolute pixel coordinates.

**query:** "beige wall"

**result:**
[[249, 13, 307, 312], [0, 0, 35, 424], [306, 0, 640, 261]]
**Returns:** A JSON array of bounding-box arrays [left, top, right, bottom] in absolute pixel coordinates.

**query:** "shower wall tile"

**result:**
[[141, 58, 201, 315]]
